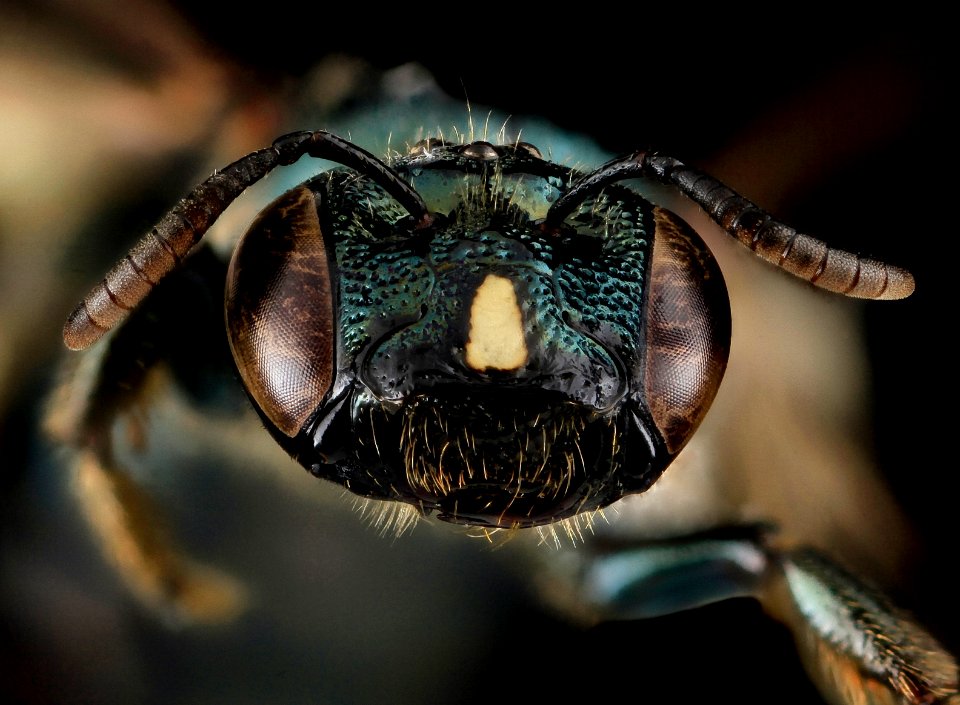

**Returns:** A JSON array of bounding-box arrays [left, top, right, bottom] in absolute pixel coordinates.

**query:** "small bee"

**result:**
[[50, 128, 955, 705]]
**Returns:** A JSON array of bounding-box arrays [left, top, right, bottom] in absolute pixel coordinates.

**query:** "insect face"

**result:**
[[55, 116, 944, 704], [67, 128, 910, 531], [225, 140, 731, 528]]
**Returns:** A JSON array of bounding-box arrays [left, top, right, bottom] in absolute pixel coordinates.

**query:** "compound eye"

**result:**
[[225, 187, 335, 437], [644, 207, 731, 454]]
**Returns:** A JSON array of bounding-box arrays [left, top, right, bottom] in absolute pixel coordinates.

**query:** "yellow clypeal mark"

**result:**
[[465, 274, 528, 371]]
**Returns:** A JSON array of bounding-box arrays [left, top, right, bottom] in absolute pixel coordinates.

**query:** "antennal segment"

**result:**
[[63, 131, 431, 351], [544, 151, 914, 301]]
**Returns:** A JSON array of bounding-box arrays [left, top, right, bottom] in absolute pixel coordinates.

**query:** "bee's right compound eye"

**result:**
[[225, 186, 336, 438], [641, 207, 731, 456]]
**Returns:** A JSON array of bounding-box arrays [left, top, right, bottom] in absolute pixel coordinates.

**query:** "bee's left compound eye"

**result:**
[[225, 187, 335, 437], [642, 208, 731, 455]]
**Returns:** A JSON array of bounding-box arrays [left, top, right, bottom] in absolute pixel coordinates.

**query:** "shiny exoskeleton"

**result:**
[[57, 130, 960, 705], [229, 140, 732, 529], [62, 131, 911, 531]]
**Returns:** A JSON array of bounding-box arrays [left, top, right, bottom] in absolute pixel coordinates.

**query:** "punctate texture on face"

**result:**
[[226, 141, 728, 529]]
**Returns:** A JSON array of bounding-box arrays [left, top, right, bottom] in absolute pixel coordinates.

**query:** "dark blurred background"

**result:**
[[0, 3, 951, 703]]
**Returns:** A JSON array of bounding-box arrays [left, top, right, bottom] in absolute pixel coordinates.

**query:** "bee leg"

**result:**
[[67, 441, 246, 626], [45, 247, 246, 625], [544, 529, 958, 705], [539, 526, 770, 624], [765, 548, 958, 705]]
